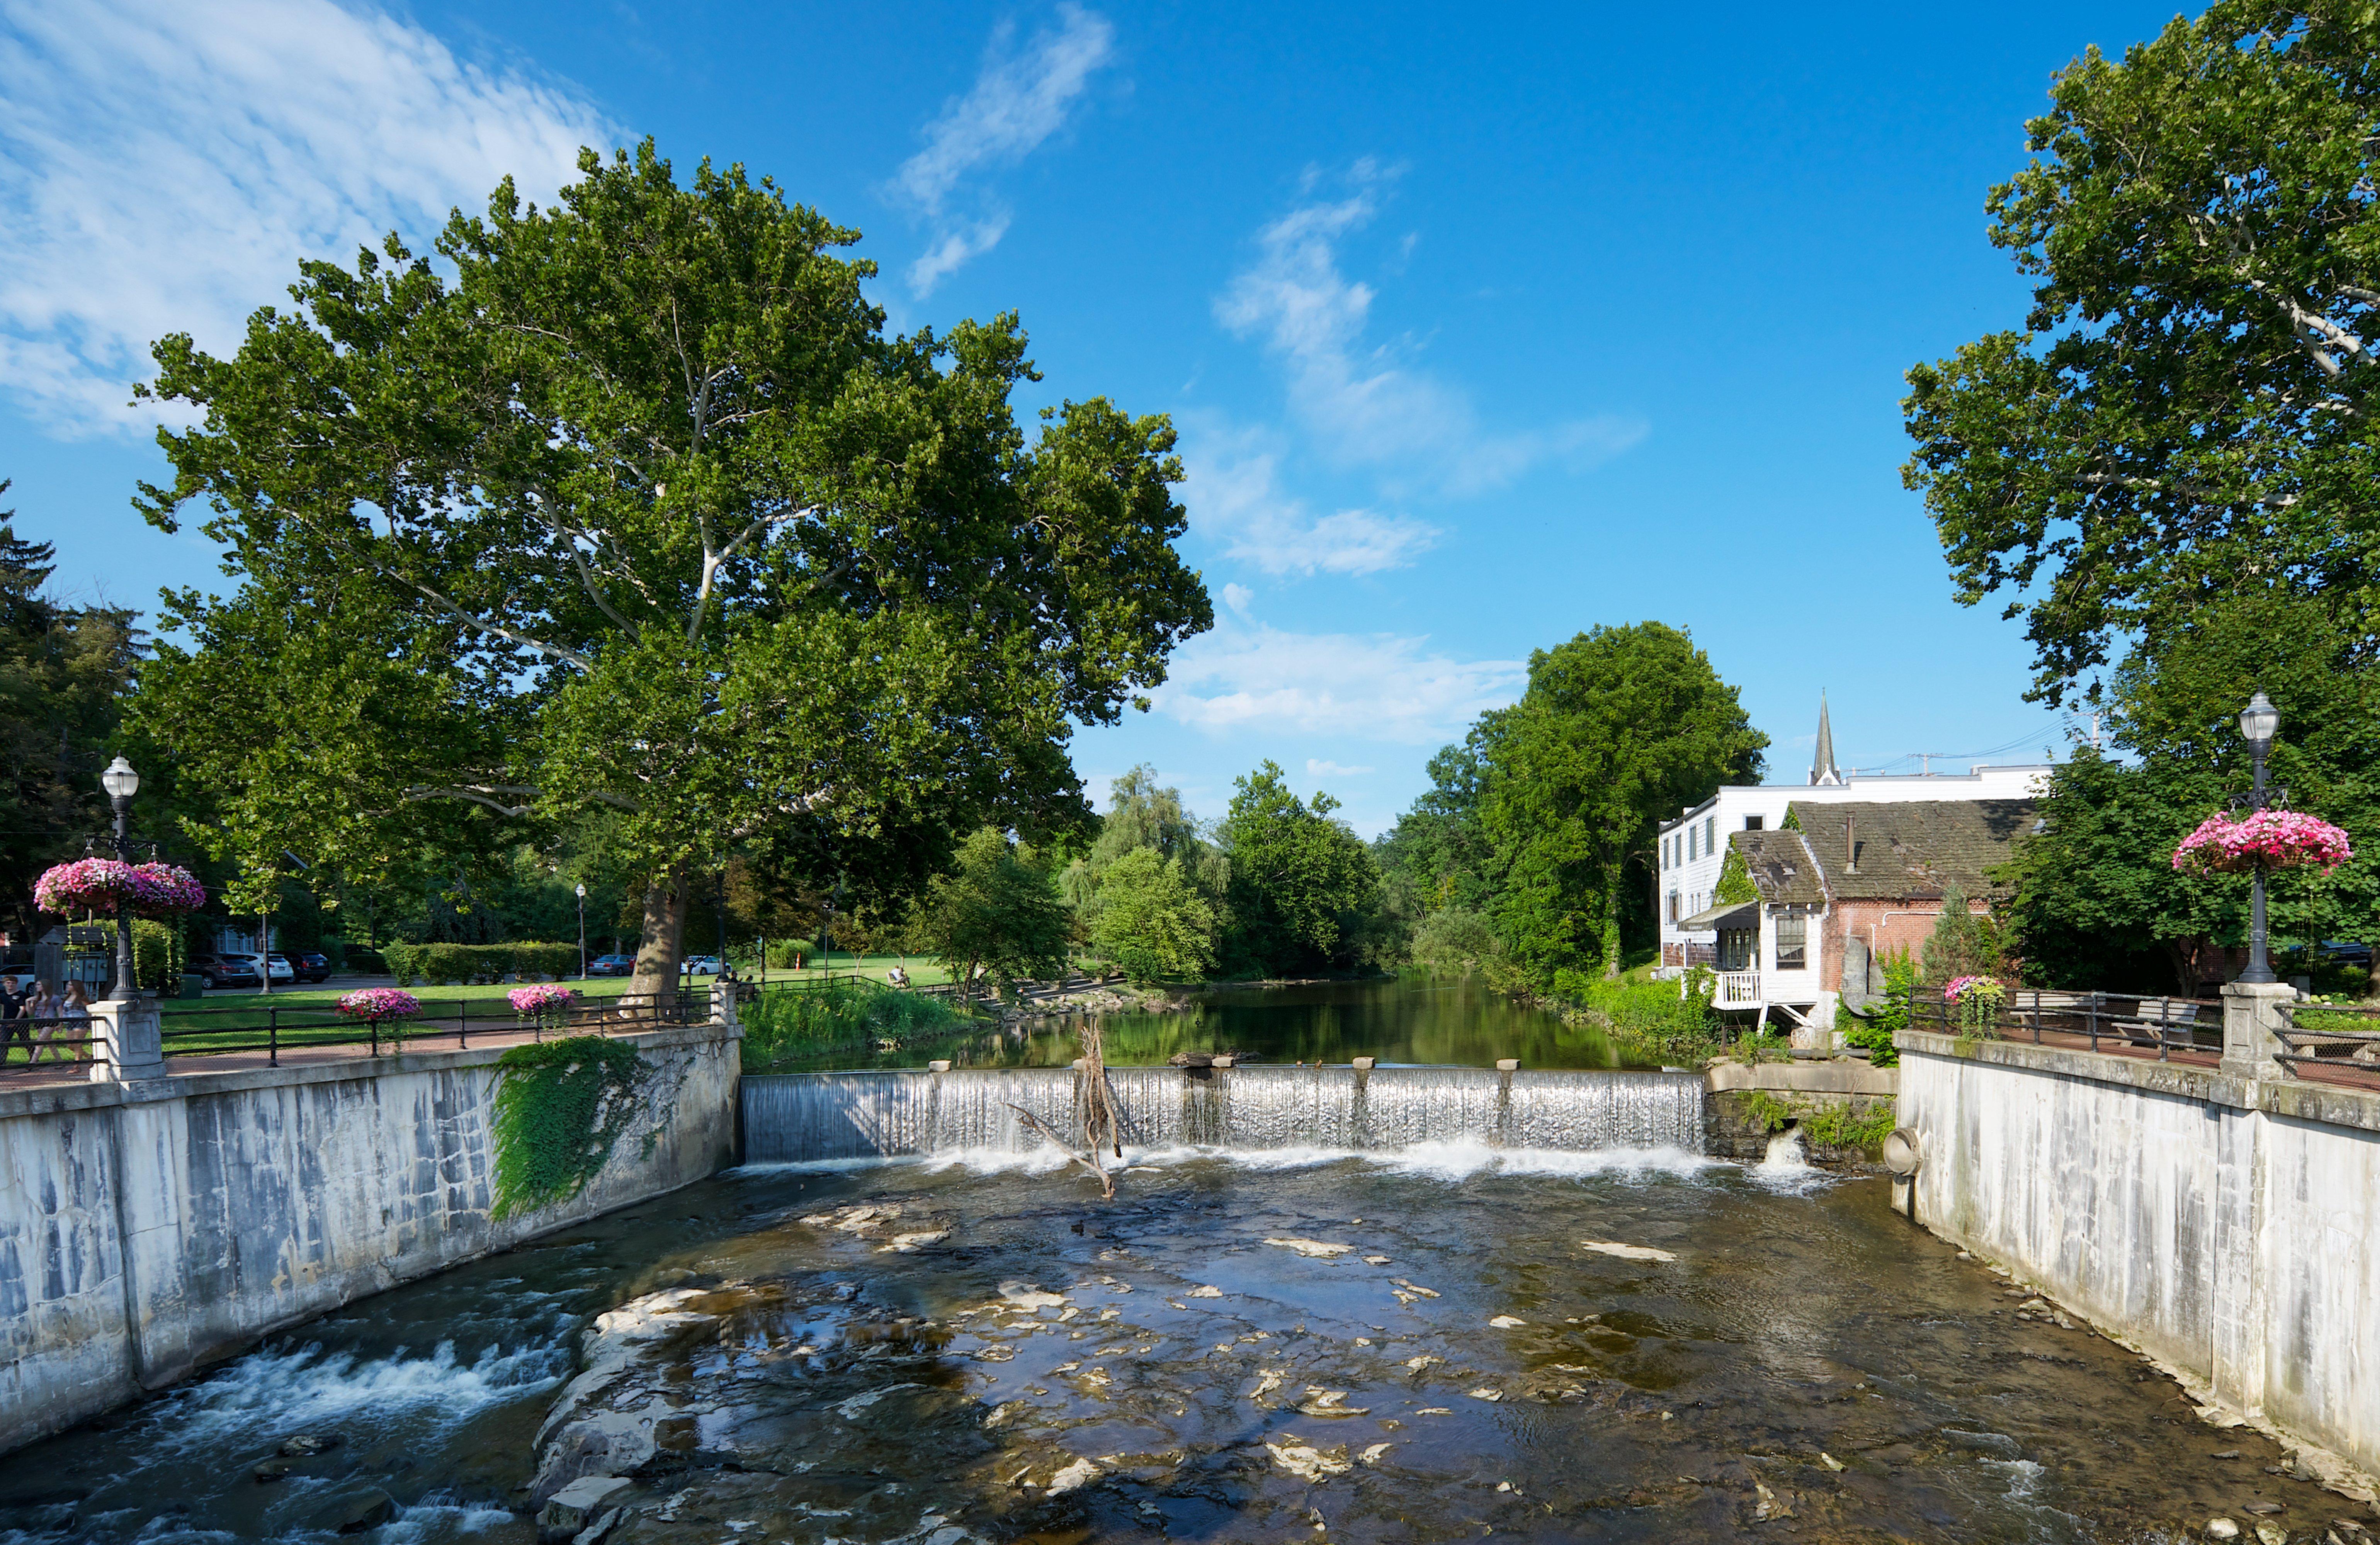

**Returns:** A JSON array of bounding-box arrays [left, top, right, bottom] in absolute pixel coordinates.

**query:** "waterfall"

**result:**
[[741, 1065, 1706, 1164]]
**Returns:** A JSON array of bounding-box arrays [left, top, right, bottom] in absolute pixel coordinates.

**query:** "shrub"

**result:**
[[381, 941, 578, 986], [741, 978, 969, 1066], [133, 919, 181, 992]]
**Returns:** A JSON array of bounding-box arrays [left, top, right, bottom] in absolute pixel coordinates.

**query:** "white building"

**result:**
[[1654, 696, 2048, 1010]]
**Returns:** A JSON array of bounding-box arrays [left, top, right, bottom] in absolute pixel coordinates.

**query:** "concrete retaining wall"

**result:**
[[0, 1023, 740, 1457], [1897, 993, 2380, 1484]]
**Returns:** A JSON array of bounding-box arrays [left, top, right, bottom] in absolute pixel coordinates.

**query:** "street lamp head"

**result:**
[[100, 755, 139, 802], [2239, 691, 2281, 749], [575, 883, 587, 899]]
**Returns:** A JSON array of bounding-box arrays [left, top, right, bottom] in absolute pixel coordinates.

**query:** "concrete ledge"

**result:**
[[1897, 1029, 2380, 1134], [1703, 1059, 1896, 1097], [0, 1021, 740, 1121]]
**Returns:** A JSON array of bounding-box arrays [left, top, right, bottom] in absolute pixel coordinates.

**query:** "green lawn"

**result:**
[[156, 972, 706, 1050], [749, 951, 1114, 988]]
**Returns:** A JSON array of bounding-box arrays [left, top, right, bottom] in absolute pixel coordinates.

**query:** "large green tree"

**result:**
[[1217, 761, 1381, 976], [1090, 846, 1218, 984], [130, 144, 1210, 996], [1904, 2, 2380, 707], [2002, 590, 2380, 993], [1479, 623, 1767, 981]]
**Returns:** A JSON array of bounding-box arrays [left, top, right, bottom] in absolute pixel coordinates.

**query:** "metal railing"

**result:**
[[0, 1013, 101, 1072], [155, 988, 715, 1066], [1911, 989, 2219, 1061], [2273, 1001, 2380, 1087]]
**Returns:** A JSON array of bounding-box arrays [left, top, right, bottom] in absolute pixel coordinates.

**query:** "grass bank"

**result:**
[[741, 978, 977, 1069]]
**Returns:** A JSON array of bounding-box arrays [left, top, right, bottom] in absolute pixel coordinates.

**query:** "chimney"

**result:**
[[1846, 812, 1858, 874]]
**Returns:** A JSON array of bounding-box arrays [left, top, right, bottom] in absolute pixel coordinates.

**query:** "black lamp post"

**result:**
[[2237, 691, 2281, 986], [575, 883, 588, 980], [100, 756, 140, 998]]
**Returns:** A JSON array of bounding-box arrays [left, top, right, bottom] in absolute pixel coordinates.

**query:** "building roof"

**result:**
[[1786, 799, 2037, 902], [1680, 900, 1760, 931], [1810, 693, 1841, 786], [1731, 829, 1827, 905]]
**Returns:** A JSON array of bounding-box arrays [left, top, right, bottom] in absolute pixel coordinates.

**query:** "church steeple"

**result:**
[[1810, 692, 1843, 786]]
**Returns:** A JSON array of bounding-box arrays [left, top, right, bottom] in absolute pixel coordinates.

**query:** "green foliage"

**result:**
[[911, 827, 1073, 1000], [2001, 592, 2380, 993], [132, 919, 182, 992], [1480, 624, 1768, 983], [129, 140, 1210, 987], [1921, 883, 2004, 986], [1780, 806, 1802, 832], [1714, 846, 1757, 906], [1800, 1104, 1898, 1153], [740, 977, 967, 1064], [1546, 971, 1756, 1066], [1374, 721, 1504, 926], [1902, 3, 2380, 707], [0, 491, 143, 951], [1410, 906, 1500, 976], [383, 941, 580, 985], [1089, 846, 1217, 983], [1841, 947, 1913, 1068], [1742, 1090, 1792, 1133], [490, 1036, 650, 1217], [1218, 762, 1383, 975]]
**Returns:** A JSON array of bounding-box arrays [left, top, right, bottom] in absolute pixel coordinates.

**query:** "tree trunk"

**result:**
[[630, 864, 689, 1003]]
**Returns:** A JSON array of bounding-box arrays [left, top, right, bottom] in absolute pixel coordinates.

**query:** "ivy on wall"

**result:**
[[491, 1035, 652, 1218], [1714, 847, 1758, 906]]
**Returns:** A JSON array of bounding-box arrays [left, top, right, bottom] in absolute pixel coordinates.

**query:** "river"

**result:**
[[0, 987, 2328, 1544]]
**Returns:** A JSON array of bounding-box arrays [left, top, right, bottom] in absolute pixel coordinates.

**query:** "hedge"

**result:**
[[382, 941, 581, 986]]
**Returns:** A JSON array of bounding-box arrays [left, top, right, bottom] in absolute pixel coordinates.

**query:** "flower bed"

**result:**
[[2173, 809, 2354, 877], [34, 858, 207, 917]]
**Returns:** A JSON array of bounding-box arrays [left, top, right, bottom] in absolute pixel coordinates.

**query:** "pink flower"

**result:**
[[508, 984, 576, 1017], [1943, 975, 2003, 1002], [34, 859, 206, 917], [2173, 809, 2354, 876], [337, 988, 422, 1023]]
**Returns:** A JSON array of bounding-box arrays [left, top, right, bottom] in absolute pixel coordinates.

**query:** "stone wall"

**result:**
[[1896, 987, 2380, 1486], [0, 1022, 740, 1457], [1701, 1058, 1897, 1165]]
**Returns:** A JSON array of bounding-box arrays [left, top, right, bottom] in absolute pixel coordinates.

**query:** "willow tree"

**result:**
[[133, 143, 1210, 995], [1904, 2, 2380, 706]]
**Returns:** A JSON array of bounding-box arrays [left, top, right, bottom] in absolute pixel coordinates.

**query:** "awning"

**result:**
[[1679, 900, 1758, 932]]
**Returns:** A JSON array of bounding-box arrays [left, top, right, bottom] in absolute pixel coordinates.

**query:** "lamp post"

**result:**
[[2237, 691, 2281, 986], [99, 756, 140, 998], [575, 883, 588, 980]]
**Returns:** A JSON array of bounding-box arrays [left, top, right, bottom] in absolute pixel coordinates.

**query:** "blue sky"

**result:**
[[1, 0, 2184, 835]]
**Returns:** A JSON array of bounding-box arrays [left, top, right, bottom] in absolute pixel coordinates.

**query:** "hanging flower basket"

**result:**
[[34, 858, 207, 917], [1942, 974, 2006, 1037], [2172, 809, 2354, 878]]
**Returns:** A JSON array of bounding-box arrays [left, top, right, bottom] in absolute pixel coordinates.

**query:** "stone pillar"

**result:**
[[709, 980, 740, 1032], [2220, 980, 2295, 1082], [89, 995, 165, 1082]]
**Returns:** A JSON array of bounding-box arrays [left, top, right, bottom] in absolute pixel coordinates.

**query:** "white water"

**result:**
[[742, 1066, 1707, 1164]]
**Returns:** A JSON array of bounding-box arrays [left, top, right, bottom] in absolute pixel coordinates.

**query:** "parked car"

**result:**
[[680, 955, 724, 977], [189, 953, 262, 989], [588, 954, 636, 977], [260, 954, 296, 983], [284, 951, 333, 984]]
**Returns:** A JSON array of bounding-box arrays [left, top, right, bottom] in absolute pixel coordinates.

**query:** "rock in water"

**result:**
[[1263, 1238, 1354, 1258], [539, 1476, 634, 1543], [1579, 1239, 1676, 1263], [2205, 1520, 2240, 1540], [278, 1434, 343, 1457], [309, 1487, 395, 1536]]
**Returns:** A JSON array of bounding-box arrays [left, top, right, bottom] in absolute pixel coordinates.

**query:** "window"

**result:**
[[1744, 815, 1764, 831], [1706, 816, 1717, 854], [1667, 891, 1680, 923], [1717, 928, 1755, 972], [1688, 827, 1698, 861], [1773, 909, 1807, 971]]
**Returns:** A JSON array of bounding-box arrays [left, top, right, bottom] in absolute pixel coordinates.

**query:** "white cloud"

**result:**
[[0, 0, 613, 436], [1306, 758, 1374, 778], [1216, 163, 1647, 494], [1181, 420, 1438, 576], [1220, 582, 1255, 615], [1153, 619, 1525, 745], [890, 5, 1114, 295]]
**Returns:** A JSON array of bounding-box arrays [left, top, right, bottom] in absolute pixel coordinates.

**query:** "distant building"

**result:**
[[1654, 696, 2046, 1030]]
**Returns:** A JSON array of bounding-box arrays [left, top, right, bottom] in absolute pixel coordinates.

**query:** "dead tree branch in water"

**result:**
[[1002, 1104, 1116, 1199]]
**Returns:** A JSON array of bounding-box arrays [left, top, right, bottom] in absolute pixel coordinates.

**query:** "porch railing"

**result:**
[[1715, 971, 1761, 1007]]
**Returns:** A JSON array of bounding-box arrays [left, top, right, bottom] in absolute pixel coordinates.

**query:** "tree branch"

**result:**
[[394, 572, 594, 671]]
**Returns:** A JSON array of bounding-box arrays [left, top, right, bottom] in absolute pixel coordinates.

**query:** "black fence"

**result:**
[[2273, 1000, 2380, 1086], [1911, 988, 2221, 1060], [0, 1012, 101, 1070], [154, 988, 716, 1066]]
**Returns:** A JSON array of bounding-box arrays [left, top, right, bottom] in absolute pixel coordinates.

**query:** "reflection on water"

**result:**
[[0, 1150, 2319, 1544], [774, 975, 1647, 1071]]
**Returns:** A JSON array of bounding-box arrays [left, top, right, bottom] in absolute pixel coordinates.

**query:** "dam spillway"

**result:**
[[740, 1065, 1706, 1163]]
